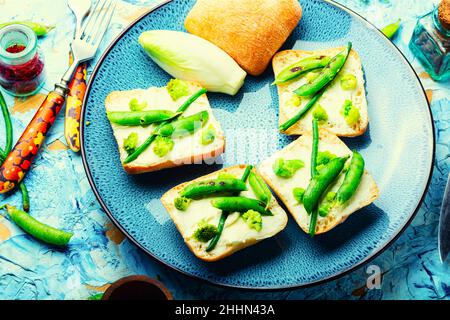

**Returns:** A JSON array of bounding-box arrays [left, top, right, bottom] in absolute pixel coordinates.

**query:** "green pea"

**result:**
[[123, 132, 139, 155], [174, 197, 192, 211], [293, 187, 305, 204], [153, 136, 174, 157], [340, 100, 360, 126], [273, 55, 331, 84], [273, 158, 304, 178], [158, 111, 209, 137], [340, 74, 357, 90], [312, 104, 328, 123], [201, 124, 216, 145], [294, 42, 352, 97], [318, 203, 332, 217], [107, 110, 177, 126], [180, 178, 247, 199], [1, 205, 72, 246], [210, 196, 273, 216], [129, 98, 147, 111], [303, 156, 349, 214], [336, 151, 365, 205], [248, 171, 272, 208]]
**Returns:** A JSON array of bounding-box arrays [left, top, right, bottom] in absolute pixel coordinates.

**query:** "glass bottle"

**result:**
[[409, 0, 450, 81], [0, 24, 46, 96]]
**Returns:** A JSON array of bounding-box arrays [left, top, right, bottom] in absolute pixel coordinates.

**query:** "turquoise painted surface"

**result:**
[[0, 0, 448, 299]]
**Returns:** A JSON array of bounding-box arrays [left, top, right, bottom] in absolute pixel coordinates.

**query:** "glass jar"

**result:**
[[0, 24, 46, 97], [409, 2, 450, 81]]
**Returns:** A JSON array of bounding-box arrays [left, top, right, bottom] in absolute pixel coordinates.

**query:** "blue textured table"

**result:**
[[0, 0, 448, 300]]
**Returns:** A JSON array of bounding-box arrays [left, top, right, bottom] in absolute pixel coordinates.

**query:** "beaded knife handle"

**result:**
[[0, 92, 65, 193], [64, 54, 87, 152]]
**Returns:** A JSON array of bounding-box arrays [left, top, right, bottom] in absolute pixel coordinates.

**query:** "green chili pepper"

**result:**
[[211, 196, 272, 216], [336, 151, 365, 205], [279, 89, 325, 132], [180, 177, 247, 199], [107, 110, 177, 126], [248, 171, 272, 209], [273, 55, 332, 85], [381, 19, 401, 39], [303, 155, 350, 215], [0, 21, 54, 37], [206, 165, 253, 252], [294, 42, 352, 97], [1, 205, 73, 246], [124, 88, 207, 164], [158, 111, 209, 138]]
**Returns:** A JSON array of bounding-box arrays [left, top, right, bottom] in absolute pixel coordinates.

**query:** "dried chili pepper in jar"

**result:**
[[0, 24, 45, 96]]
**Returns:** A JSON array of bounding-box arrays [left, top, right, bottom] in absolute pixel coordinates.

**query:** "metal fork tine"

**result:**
[[84, 0, 109, 42], [79, 0, 101, 39], [91, 0, 116, 49]]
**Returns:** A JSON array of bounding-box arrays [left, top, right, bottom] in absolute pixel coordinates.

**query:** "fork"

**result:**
[[0, 0, 116, 194]]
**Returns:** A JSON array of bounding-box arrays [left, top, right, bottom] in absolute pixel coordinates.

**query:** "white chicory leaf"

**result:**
[[138, 30, 247, 95]]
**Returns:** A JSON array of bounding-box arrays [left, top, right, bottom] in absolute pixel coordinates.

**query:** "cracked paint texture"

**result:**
[[0, 0, 449, 300]]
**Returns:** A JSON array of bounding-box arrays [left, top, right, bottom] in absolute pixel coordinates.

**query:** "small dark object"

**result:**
[[102, 275, 173, 300]]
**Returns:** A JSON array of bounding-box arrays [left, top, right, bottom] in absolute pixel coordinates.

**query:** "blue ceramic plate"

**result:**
[[81, 0, 434, 289]]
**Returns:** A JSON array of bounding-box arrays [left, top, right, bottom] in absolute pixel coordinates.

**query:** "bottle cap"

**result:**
[[439, 0, 450, 30]]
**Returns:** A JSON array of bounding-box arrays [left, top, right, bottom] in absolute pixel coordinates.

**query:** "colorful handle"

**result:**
[[0, 92, 65, 193], [64, 63, 87, 152]]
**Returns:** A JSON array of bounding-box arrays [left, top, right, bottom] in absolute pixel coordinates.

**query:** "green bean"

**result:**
[[0, 21, 54, 37], [205, 211, 229, 252], [303, 156, 349, 215], [1, 205, 73, 246], [124, 88, 207, 164], [248, 171, 272, 209], [381, 19, 401, 39], [294, 42, 352, 97], [311, 119, 319, 178], [158, 111, 209, 138], [308, 119, 320, 235], [279, 89, 325, 132], [336, 151, 365, 205], [211, 196, 272, 216], [180, 177, 247, 199], [0, 91, 12, 154], [19, 182, 30, 212], [107, 110, 177, 126], [273, 55, 331, 84], [206, 166, 253, 252]]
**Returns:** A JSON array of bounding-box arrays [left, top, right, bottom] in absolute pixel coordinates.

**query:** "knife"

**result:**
[[438, 173, 450, 262]]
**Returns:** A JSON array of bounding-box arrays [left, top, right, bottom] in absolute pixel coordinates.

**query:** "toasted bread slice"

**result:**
[[273, 47, 368, 137], [105, 82, 225, 174], [161, 164, 288, 262], [258, 130, 379, 235]]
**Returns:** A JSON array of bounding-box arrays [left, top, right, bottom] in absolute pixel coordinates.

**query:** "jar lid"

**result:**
[[439, 0, 450, 30], [0, 24, 37, 65]]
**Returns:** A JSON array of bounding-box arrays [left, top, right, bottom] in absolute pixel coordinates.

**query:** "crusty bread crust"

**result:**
[[273, 47, 369, 137], [185, 0, 302, 76], [105, 82, 226, 174], [161, 165, 288, 262], [259, 130, 379, 235]]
